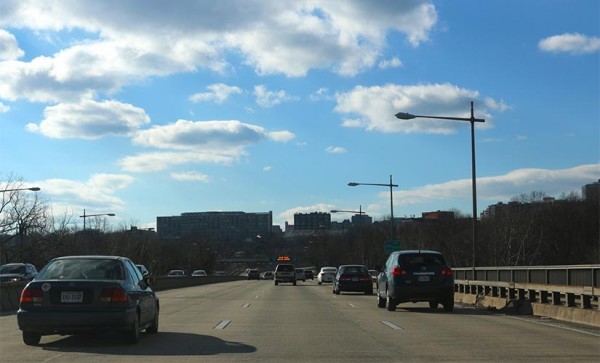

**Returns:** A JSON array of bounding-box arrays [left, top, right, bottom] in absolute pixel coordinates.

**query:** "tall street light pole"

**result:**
[[348, 175, 398, 240], [395, 101, 485, 270], [80, 209, 116, 231]]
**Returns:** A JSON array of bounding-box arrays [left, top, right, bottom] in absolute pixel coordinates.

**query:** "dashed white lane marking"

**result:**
[[241, 303, 251, 308], [348, 303, 357, 308], [214, 320, 231, 329], [380, 321, 404, 330]]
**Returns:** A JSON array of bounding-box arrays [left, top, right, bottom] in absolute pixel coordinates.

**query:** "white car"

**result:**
[[295, 268, 306, 282], [167, 269, 186, 277], [317, 267, 337, 285], [191, 269, 207, 277]]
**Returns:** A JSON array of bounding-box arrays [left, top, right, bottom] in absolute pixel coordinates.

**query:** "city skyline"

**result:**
[[1, 1, 598, 229]]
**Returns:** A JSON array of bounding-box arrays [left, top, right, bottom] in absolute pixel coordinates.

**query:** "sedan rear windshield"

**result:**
[[341, 266, 368, 274], [37, 259, 124, 280], [0, 265, 26, 274], [276, 265, 294, 271]]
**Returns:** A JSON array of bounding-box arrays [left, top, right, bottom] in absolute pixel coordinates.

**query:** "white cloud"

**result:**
[[170, 171, 209, 182], [326, 146, 347, 154], [539, 33, 600, 54], [189, 83, 242, 104], [0, 1, 438, 103], [0, 29, 24, 61], [36, 173, 134, 215], [122, 119, 294, 172], [309, 87, 332, 101], [253, 85, 298, 108], [378, 57, 403, 69], [393, 164, 600, 207], [268, 130, 296, 142], [0, 101, 9, 113], [335, 83, 500, 134], [26, 98, 150, 139], [263, 166, 272, 172]]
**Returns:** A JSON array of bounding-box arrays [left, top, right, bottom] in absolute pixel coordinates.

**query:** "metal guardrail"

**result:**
[[453, 265, 600, 287]]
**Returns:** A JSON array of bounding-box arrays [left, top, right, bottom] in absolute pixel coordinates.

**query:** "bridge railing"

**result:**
[[452, 264, 600, 327]]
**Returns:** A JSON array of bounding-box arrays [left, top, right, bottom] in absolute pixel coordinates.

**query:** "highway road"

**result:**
[[0, 279, 598, 362]]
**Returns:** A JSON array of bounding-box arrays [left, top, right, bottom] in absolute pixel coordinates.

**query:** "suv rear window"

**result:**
[[276, 264, 294, 271], [398, 254, 446, 269]]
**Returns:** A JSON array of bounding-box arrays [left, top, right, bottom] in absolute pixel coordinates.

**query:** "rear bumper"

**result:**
[[17, 307, 137, 334], [389, 284, 454, 303], [337, 281, 372, 292]]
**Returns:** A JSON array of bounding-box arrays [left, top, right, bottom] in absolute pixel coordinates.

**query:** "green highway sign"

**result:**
[[384, 240, 402, 254]]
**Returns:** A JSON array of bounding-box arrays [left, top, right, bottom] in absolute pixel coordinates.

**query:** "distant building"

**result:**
[[582, 179, 600, 202], [421, 211, 455, 220], [294, 212, 331, 230], [157, 211, 272, 241]]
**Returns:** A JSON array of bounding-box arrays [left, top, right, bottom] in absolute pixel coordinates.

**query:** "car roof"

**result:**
[[339, 264, 367, 268], [53, 255, 127, 260], [392, 250, 442, 255]]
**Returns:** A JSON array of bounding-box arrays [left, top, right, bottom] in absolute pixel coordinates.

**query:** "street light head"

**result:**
[[107, 213, 116, 217], [395, 112, 416, 120], [348, 182, 359, 187], [28, 187, 41, 191], [330, 210, 338, 213]]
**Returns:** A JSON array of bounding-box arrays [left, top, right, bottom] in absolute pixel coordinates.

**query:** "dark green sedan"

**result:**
[[17, 255, 159, 345]]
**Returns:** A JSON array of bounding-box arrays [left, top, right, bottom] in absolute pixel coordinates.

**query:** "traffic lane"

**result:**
[[311, 281, 600, 362], [1, 279, 599, 362]]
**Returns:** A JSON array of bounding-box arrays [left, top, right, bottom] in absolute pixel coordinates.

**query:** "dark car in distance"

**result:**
[[333, 265, 373, 295], [17, 255, 159, 345], [376, 250, 454, 312], [0, 263, 38, 283], [247, 269, 260, 280]]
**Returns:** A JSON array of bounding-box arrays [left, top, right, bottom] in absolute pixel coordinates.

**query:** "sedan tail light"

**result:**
[[441, 267, 453, 276], [100, 287, 128, 303], [20, 287, 43, 303], [392, 267, 408, 276]]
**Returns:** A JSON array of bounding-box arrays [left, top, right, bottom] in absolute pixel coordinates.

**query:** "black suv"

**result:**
[[274, 264, 296, 285], [376, 250, 454, 312], [0, 263, 38, 283]]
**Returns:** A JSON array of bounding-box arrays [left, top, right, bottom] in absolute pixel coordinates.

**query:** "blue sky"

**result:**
[[0, 0, 598, 230]]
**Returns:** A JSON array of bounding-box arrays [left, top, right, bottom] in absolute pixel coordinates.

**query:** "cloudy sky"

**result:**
[[0, 0, 598, 229]]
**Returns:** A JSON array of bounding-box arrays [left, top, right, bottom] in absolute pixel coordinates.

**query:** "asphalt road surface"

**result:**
[[1, 279, 599, 362]]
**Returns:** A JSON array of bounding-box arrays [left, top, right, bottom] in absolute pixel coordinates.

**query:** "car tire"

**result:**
[[126, 314, 140, 344], [443, 298, 454, 312], [334, 287, 340, 295], [386, 296, 397, 311], [146, 308, 159, 334], [377, 294, 386, 308], [275, 280, 279, 285], [365, 289, 373, 295], [22, 331, 41, 346], [293, 281, 296, 286], [429, 301, 439, 309], [318, 281, 322, 285]]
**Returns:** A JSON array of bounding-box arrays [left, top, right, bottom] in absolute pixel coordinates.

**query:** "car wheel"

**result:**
[[334, 287, 340, 295], [443, 298, 454, 312], [146, 308, 159, 334], [386, 296, 397, 311], [275, 280, 278, 285], [429, 301, 439, 309], [377, 294, 386, 308], [22, 331, 41, 346], [318, 281, 322, 285], [293, 281, 296, 286], [126, 314, 140, 344], [365, 289, 373, 295]]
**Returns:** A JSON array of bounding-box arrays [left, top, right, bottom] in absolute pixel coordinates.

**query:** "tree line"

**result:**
[[1, 175, 598, 273]]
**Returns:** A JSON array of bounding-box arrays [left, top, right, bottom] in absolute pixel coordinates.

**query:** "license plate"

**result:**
[[352, 277, 359, 282], [61, 291, 83, 303], [417, 276, 430, 282]]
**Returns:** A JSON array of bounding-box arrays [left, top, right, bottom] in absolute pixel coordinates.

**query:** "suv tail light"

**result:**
[[20, 287, 43, 303], [392, 267, 408, 276], [441, 267, 453, 276], [100, 287, 128, 303]]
